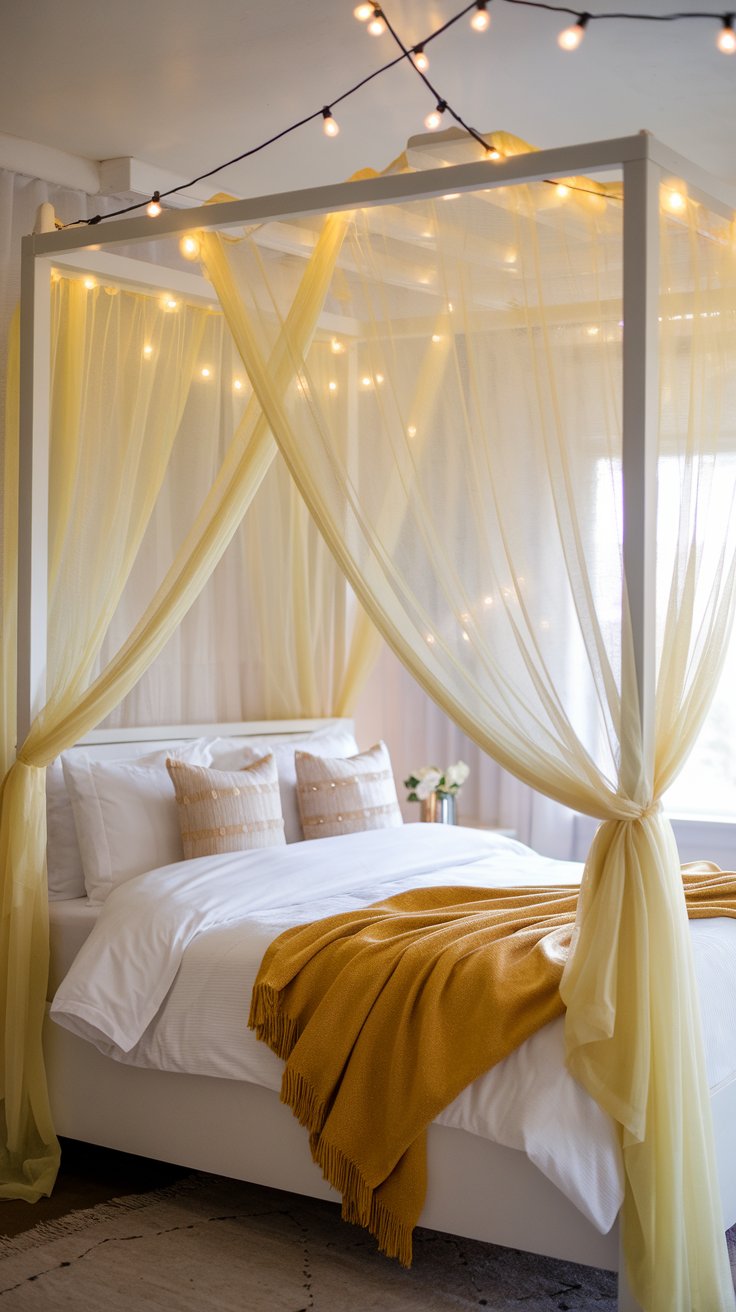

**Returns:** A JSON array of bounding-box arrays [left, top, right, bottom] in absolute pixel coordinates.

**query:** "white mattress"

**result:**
[[48, 824, 736, 1239]]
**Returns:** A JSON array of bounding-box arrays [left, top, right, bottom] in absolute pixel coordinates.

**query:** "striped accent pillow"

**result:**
[[295, 741, 403, 840], [166, 755, 285, 859]]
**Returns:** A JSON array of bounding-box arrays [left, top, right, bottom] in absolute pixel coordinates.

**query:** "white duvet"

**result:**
[[50, 823, 736, 1239]]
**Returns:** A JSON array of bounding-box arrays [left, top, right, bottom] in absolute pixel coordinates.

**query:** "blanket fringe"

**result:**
[[313, 1137, 413, 1268], [278, 1064, 414, 1266], [281, 1067, 328, 1135], [248, 984, 300, 1061]]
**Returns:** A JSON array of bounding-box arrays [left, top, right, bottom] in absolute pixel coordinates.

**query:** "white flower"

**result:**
[[416, 769, 443, 799], [445, 760, 470, 789]]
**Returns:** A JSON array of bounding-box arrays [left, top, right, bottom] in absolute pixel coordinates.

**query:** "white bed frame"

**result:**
[[41, 720, 736, 1312]]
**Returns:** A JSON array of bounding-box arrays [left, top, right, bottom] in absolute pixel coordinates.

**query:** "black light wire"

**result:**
[[377, 4, 493, 154], [61, 0, 731, 229]]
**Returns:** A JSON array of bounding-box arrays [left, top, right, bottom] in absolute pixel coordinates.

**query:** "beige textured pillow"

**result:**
[[166, 755, 285, 859], [295, 741, 403, 840]]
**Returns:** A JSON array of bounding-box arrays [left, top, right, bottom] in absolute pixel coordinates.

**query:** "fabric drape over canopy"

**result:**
[[196, 136, 736, 1311], [0, 201, 378, 1201]]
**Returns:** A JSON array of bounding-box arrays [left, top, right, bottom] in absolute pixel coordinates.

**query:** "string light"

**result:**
[[558, 13, 590, 50], [233, 378, 244, 390], [83, 277, 96, 290], [367, 6, 386, 35], [485, 146, 502, 160], [322, 107, 340, 137], [556, 183, 570, 198], [328, 380, 339, 391], [331, 337, 345, 353], [146, 192, 162, 218], [65, 0, 736, 231], [470, 2, 491, 32], [142, 343, 154, 358], [200, 366, 212, 378], [179, 235, 200, 259], [424, 100, 447, 131], [666, 189, 687, 212], [163, 297, 178, 310], [717, 14, 736, 50]]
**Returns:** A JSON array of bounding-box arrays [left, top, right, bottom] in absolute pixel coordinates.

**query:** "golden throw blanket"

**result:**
[[249, 864, 736, 1266]]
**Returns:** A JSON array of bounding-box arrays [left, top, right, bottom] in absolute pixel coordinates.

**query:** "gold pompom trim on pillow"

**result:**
[[167, 755, 285, 859], [295, 741, 403, 840]]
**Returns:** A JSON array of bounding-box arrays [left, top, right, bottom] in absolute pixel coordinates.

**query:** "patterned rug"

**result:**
[[0, 1172, 734, 1311]]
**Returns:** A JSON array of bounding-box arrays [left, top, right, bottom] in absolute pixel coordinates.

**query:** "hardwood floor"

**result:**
[[0, 1138, 187, 1239]]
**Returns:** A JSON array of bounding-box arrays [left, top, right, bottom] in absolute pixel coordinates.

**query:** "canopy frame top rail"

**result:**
[[21, 132, 736, 261]]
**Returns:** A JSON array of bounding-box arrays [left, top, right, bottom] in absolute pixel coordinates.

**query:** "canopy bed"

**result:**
[[4, 129, 736, 1312]]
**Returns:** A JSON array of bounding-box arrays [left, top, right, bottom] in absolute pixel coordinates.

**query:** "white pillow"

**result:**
[[61, 742, 211, 904], [206, 725, 359, 843], [47, 759, 86, 901]]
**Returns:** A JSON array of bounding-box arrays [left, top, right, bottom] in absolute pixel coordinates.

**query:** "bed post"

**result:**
[[17, 236, 52, 748], [616, 140, 660, 1312], [620, 139, 660, 792]]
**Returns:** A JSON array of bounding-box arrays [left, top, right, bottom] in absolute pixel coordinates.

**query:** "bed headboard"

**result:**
[[69, 718, 354, 762]]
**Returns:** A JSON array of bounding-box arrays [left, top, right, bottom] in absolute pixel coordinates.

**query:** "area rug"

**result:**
[[0, 1172, 733, 1311]]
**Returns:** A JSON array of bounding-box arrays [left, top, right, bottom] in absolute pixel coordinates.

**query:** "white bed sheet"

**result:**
[[49, 824, 736, 1240]]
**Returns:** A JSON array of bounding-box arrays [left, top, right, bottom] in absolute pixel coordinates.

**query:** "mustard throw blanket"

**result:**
[[249, 865, 736, 1266]]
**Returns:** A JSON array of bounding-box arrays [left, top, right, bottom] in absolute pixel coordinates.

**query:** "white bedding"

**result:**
[[49, 824, 736, 1239]]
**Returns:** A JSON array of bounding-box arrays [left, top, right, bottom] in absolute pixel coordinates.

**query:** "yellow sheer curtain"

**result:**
[[1, 310, 19, 778], [0, 211, 347, 1200], [201, 162, 736, 1309]]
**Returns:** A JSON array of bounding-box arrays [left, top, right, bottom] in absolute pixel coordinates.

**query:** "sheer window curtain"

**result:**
[[200, 165, 736, 1310]]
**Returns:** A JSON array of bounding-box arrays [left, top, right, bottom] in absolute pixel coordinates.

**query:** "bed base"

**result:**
[[43, 1014, 651, 1308]]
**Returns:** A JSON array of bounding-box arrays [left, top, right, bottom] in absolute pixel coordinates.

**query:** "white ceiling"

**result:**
[[2, 0, 735, 202]]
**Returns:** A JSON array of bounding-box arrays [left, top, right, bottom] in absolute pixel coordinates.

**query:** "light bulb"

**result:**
[[556, 184, 570, 198], [353, 1, 373, 18], [486, 146, 501, 161], [412, 45, 429, 71], [179, 235, 200, 260], [375, 373, 384, 383], [667, 190, 686, 213], [367, 7, 386, 35], [328, 380, 338, 392], [147, 193, 162, 218], [233, 379, 243, 391], [330, 337, 345, 354], [470, 2, 491, 32], [200, 367, 212, 379], [164, 297, 178, 310], [143, 344, 154, 358], [717, 17, 736, 51], [83, 276, 96, 290], [431, 333, 442, 343], [322, 107, 340, 137], [407, 425, 417, 438], [558, 14, 589, 50], [361, 376, 372, 387], [424, 108, 444, 131]]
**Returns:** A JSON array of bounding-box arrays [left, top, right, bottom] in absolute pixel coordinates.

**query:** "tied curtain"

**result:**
[[199, 142, 736, 1310], [0, 206, 370, 1199]]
